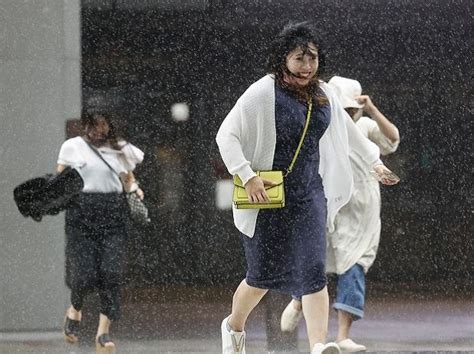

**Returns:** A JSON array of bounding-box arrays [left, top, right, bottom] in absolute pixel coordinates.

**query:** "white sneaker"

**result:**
[[221, 315, 246, 354], [311, 342, 341, 354], [337, 338, 366, 352], [280, 300, 303, 332]]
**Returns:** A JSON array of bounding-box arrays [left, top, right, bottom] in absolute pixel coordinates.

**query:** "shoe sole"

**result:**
[[96, 342, 116, 353], [221, 316, 246, 354], [322, 347, 341, 354], [63, 315, 79, 344], [338, 347, 366, 353], [63, 333, 78, 344]]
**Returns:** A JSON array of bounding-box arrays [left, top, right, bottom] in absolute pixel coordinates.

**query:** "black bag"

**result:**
[[13, 167, 84, 221]]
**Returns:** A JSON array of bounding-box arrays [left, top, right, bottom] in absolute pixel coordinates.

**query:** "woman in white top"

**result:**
[[57, 112, 144, 351], [216, 23, 399, 354]]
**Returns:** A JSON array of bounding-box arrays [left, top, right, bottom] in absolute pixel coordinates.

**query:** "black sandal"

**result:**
[[96, 333, 115, 352], [63, 316, 80, 343]]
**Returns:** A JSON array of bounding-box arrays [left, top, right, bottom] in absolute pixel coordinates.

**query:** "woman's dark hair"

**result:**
[[267, 22, 327, 105], [81, 111, 122, 149]]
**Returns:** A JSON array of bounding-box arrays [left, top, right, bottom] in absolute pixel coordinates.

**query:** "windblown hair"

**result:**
[[266, 22, 327, 105], [81, 111, 122, 149]]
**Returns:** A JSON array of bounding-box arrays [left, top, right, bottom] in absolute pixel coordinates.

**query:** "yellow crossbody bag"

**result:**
[[232, 99, 313, 209]]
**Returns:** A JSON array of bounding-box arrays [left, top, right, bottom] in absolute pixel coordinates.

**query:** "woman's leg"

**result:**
[[68, 295, 83, 321], [63, 304, 83, 343], [222, 280, 268, 353], [98, 284, 121, 325], [302, 286, 330, 349], [96, 313, 115, 350], [64, 230, 97, 343], [66, 224, 99, 317], [95, 272, 120, 349], [336, 310, 353, 341], [70, 270, 94, 317], [97, 313, 112, 335], [333, 265, 366, 351], [66, 306, 81, 320], [96, 224, 127, 347], [333, 265, 365, 340], [228, 279, 268, 331]]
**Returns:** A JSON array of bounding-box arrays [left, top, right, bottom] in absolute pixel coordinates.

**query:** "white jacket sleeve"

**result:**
[[345, 112, 382, 168], [216, 100, 257, 185], [365, 120, 400, 155]]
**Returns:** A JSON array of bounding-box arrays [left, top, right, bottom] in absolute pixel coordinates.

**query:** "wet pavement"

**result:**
[[1, 284, 473, 353]]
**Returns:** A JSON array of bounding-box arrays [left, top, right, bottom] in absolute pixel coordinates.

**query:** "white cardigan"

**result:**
[[216, 75, 381, 237]]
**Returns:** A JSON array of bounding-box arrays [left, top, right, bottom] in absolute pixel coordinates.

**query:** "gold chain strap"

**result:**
[[285, 98, 313, 177]]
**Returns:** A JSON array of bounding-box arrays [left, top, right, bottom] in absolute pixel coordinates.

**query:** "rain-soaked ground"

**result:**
[[1, 283, 473, 353]]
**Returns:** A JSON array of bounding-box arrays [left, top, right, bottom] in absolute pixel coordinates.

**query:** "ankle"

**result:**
[[97, 313, 114, 338], [67, 306, 81, 321], [227, 316, 244, 332]]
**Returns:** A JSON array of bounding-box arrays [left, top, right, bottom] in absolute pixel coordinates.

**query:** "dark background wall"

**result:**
[[81, 0, 472, 289]]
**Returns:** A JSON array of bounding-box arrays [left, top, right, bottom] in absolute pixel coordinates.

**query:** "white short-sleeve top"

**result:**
[[57, 136, 144, 193]]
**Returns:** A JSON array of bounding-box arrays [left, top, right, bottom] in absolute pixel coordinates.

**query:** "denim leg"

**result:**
[[333, 264, 365, 320]]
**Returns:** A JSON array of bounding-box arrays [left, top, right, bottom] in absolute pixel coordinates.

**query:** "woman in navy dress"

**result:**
[[242, 85, 330, 298], [218, 22, 341, 354], [216, 22, 398, 354]]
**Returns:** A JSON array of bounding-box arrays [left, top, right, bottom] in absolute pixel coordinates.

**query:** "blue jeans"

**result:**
[[292, 264, 366, 320], [332, 264, 365, 320]]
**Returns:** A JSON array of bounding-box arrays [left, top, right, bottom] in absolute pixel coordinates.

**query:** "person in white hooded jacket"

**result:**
[[280, 76, 400, 352], [216, 23, 399, 354]]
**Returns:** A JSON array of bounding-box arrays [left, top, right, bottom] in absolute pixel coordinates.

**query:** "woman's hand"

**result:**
[[244, 176, 279, 203], [372, 165, 400, 185], [356, 95, 376, 115]]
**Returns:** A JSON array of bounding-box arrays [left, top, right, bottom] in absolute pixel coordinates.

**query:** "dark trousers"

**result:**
[[65, 193, 128, 321]]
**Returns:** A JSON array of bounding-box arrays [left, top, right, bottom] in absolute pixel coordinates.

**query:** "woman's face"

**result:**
[[284, 43, 319, 87], [87, 115, 110, 144]]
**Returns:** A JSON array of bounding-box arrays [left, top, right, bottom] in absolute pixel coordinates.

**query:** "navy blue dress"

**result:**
[[242, 85, 331, 298]]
